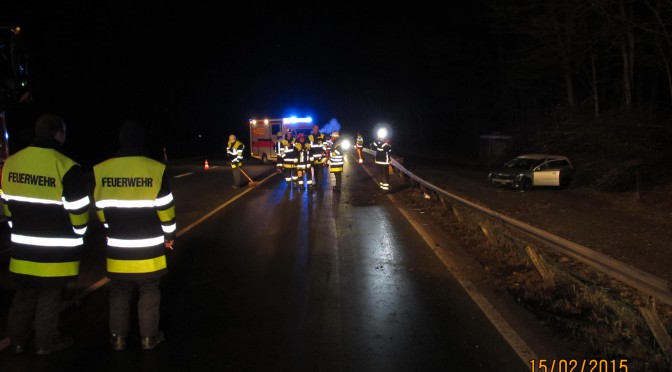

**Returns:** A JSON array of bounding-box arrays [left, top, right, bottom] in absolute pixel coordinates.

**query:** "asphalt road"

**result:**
[[0, 154, 542, 371]]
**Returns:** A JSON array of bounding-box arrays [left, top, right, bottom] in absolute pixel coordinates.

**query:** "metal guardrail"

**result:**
[[361, 148, 672, 307]]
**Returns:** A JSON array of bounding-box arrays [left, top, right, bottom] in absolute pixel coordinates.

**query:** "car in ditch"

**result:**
[[487, 154, 574, 191]]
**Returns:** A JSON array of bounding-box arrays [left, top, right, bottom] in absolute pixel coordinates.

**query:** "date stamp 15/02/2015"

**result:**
[[529, 359, 628, 372]]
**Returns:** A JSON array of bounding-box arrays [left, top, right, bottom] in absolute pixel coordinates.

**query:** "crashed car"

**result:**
[[487, 154, 574, 190]]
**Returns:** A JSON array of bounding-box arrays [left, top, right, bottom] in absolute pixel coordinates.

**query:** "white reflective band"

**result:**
[[11, 234, 83, 247], [63, 195, 90, 210], [8, 221, 12, 228], [73, 226, 87, 235], [162, 223, 176, 233], [107, 236, 164, 248], [96, 199, 155, 208], [1, 194, 62, 205], [155, 193, 174, 208], [103, 223, 109, 229]]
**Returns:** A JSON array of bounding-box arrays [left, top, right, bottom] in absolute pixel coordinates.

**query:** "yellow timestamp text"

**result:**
[[529, 359, 628, 372]]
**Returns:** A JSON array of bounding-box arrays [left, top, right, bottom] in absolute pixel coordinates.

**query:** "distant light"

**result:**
[[264, 119, 269, 125], [283, 116, 312, 125], [341, 139, 351, 150], [4, 130, 8, 141], [377, 128, 387, 139], [250, 119, 257, 125]]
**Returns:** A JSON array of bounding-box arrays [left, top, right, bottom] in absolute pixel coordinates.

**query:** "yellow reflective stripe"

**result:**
[[107, 256, 166, 274], [157, 206, 175, 223], [11, 234, 83, 247], [63, 195, 90, 210], [107, 236, 164, 247], [70, 210, 89, 227], [73, 226, 87, 235], [96, 199, 155, 208], [9, 258, 79, 277], [155, 193, 173, 207], [3, 204, 11, 217], [1, 194, 62, 205], [162, 223, 176, 233]]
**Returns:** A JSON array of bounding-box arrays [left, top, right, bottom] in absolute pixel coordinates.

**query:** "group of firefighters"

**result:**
[[226, 124, 392, 192]]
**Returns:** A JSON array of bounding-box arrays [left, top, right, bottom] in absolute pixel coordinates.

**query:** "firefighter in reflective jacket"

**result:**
[[327, 132, 345, 191], [295, 133, 311, 190], [226, 134, 245, 188], [2, 114, 90, 355], [308, 124, 326, 188], [355, 132, 364, 164], [371, 128, 392, 191], [274, 131, 284, 173], [93, 120, 176, 351], [281, 129, 298, 186]]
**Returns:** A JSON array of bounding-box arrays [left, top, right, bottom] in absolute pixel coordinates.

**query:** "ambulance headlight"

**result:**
[[341, 139, 351, 150]]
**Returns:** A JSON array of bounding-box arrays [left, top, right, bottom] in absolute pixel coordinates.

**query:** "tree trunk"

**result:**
[[619, 0, 634, 108], [591, 51, 599, 118]]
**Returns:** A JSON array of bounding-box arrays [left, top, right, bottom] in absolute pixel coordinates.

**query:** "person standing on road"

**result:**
[[226, 134, 245, 189], [327, 132, 345, 191], [355, 132, 364, 164], [274, 131, 284, 173], [2, 114, 91, 355], [281, 129, 298, 187], [308, 124, 326, 189], [371, 128, 392, 191], [93, 120, 176, 351], [295, 132, 311, 191]]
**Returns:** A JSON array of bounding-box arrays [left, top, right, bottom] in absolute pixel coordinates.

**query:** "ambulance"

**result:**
[[248, 116, 314, 164]]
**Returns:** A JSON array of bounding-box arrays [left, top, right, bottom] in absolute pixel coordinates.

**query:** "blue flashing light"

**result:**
[[283, 116, 313, 125]]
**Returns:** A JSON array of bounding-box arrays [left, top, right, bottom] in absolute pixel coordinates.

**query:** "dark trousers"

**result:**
[[377, 163, 390, 187], [109, 278, 161, 339], [312, 162, 324, 187], [284, 167, 297, 184], [232, 165, 241, 186], [8, 281, 64, 347], [333, 172, 342, 188]]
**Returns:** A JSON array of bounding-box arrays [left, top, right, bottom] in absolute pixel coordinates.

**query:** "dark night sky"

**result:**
[[1, 2, 490, 166]]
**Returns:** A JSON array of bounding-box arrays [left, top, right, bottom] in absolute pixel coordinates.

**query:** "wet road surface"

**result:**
[[0, 155, 533, 371]]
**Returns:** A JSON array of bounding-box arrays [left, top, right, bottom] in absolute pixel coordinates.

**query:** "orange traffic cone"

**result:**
[[204, 159, 210, 170]]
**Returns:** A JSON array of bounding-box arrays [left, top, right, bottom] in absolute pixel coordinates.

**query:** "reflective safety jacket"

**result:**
[[227, 140, 245, 168], [93, 154, 176, 280], [282, 136, 298, 168], [308, 132, 326, 162], [355, 134, 364, 149], [1, 144, 90, 285], [328, 142, 344, 173], [274, 137, 284, 168], [372, 139, 392, 165], [295, 140, 311, 170]]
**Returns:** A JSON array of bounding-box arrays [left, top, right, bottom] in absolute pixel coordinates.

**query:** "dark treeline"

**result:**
[[2, 2, 672, 187]]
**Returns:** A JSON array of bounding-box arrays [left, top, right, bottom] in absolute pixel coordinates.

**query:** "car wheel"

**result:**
[[519, 177, 532, 192]]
